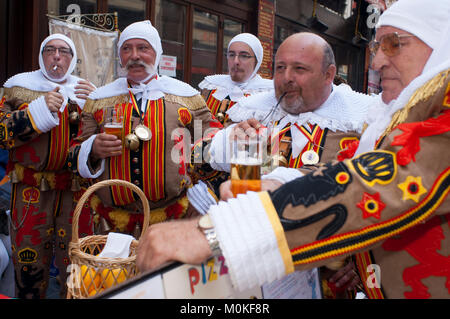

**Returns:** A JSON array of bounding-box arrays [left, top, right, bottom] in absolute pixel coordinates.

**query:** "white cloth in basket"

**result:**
[[97, 233, 135, 259]]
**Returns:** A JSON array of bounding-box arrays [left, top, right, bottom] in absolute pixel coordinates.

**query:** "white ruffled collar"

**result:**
[[88, 75, 199, 101], [228, 84, 375, 133], [3, 70, 85, 109], [198, 74, 273, 101], [227, 84, 376, 159]]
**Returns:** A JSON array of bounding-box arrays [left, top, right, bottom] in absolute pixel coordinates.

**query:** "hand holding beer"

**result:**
[[103, 106, 124, 141], [91, 106, 123, 160]]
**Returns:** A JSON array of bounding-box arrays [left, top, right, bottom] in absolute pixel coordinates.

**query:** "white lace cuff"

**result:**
[[208, 191, 294, 292], [186, 181, 218, 215], [78, 134, 105, 179], [27, 96, 59, 133]]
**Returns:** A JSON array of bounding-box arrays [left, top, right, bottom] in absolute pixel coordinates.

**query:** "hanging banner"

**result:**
[[49, 18, 119, 87]]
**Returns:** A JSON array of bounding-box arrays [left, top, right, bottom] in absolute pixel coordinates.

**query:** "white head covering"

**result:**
[[117, 20, 163, 77], [90, 20, 198, 102], [4, 33, 87, 109], [198, 33, 273, 101], [38, 33, 77, 83], [355, 0, 450, 156], [228, 33, 264, 83]]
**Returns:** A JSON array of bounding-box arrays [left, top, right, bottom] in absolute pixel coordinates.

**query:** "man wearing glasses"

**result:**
[[199, 33, 273, 125], [0, 34, 96, 298], [137, 0, 450, 299]]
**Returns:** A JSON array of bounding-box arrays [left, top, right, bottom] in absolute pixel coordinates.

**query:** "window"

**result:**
[[48, 0, 96, 15], [154, 0, 186, 80], [191, 9, 218, 88], [107, 0, 146, 31]]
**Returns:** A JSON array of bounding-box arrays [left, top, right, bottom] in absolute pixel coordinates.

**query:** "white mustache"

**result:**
[[119, 59, 157, 77]]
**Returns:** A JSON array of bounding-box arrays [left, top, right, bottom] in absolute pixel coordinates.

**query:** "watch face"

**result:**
[[199, 214, 214, 229]]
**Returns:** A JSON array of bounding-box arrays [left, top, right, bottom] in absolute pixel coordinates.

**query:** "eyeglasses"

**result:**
[[226, 52, 256, 62], [368, 32, 415, 57], [42, 46, 73, 57]]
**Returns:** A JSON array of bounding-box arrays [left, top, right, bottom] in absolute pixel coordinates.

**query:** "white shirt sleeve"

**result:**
[[261, 166, 304, 184], [208, 124, 235, 173]]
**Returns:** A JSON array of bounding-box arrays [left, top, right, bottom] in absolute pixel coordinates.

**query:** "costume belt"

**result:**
[[6, 162, 86, 191]]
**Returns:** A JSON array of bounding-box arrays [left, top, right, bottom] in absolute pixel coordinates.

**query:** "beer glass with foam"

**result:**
[[230, 134, 265, 197], [103, 106, 124, 141]]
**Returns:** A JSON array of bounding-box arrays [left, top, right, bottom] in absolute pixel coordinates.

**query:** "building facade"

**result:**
[[1, 0, 375, 92]]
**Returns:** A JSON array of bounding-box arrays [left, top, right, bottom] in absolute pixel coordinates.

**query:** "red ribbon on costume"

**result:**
[[391, 110, 450, 166], [337, 140, 360, 161]]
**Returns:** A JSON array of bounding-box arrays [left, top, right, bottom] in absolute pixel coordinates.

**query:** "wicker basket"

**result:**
[[67, 179, 150, 299]]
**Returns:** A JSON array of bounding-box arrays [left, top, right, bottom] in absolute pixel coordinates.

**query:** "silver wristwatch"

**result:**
[[198, 214, 222, 257]]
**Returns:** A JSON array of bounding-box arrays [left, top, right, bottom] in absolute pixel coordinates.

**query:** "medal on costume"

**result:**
[[301, 150, 319, 165], [124, 97, 152, 151], [125, 124, 152, 151], [134, 124, 152, 141]]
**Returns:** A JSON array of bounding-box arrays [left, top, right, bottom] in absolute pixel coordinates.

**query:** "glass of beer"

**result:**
[[103, 106, 124, 142], [230, 136, 264, 197]]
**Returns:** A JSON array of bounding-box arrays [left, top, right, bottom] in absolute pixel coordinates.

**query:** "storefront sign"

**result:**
[[159, 55, 177, 78], [257, 0, 275, 79]]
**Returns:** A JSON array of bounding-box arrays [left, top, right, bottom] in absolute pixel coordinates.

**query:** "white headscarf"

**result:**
[[91, 20, 198, 102], [39, 33, 78, 83], [198, 33, 273, 101], [354, 0, 450, 156], [117, 20, 163, 77], [4, 33, 86, 109], [228, 33, 264, 84]]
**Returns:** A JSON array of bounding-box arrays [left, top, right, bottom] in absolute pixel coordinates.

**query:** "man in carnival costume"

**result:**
[[75, 21, 222, 235], [137, 0, 450, 299], [199, 33, 273, 125], [207, 32, 375, 298], [1, 34, 96, 298]]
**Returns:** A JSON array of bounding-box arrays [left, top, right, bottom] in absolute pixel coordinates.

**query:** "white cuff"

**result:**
[[208, 125, 234, 173], [261, 167, 304, 184], [186, 181, 218, 215], [208, 191, 293, 292], [78, 134, 105, 179], [27, 96, 59, 133]]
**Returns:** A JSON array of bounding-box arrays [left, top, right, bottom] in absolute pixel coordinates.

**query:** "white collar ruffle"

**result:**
[[88, 75, 199, 101], [4, 70, 86, 110], [198, 74, 273, 101], [227, 84, 376, 158], [228, 84, 375, 133]]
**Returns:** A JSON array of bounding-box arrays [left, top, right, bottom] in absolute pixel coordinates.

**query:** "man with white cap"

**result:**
[[137, 0, 450, 299], [199, 33, 273, 125], [75, 21, 222, 235], [0, 33, 96, 298]]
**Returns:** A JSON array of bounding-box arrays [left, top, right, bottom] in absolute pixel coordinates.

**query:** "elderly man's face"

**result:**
[[372, 26, 432, 104], [227, 42, 257, 83], [274, 34, 335, 114], [42, 39, 73, 80], [120, 38, 157, 83]]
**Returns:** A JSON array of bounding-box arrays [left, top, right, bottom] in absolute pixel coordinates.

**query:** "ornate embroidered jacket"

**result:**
[[209, 69, 450, 299], [72, 82, 223, 231]]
